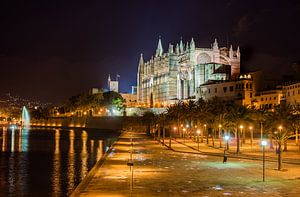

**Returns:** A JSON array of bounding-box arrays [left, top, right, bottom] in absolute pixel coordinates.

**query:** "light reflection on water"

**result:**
[[0, 127, 120, 196]]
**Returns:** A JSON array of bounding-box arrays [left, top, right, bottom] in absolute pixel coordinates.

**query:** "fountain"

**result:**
[[21, 106, 30, 129]]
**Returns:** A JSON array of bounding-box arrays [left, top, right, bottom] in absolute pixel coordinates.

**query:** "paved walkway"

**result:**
[[169, 137, 300, 164], [73, 132, 300, 197]]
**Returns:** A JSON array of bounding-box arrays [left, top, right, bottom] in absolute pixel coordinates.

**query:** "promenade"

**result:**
[[73, 131, 300, 197]]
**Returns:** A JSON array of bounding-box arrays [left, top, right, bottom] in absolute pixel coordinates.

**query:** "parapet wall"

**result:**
[[31, 116, 146, 131]]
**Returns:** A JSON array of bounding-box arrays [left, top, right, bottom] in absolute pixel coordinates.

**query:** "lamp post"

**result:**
[[197, 130, 200, 151], [223, 135, 230, 163], [218, 124, 222, 148], [239, 125, 244, 147], [183, 128, 186, 144], [261, 140, 267, 182], [204, 124, 208, 144], [278, 125, 282, 135], [249, 126, 253, 147], [170, 127, 176, 148], [186, 124, 189, 139]]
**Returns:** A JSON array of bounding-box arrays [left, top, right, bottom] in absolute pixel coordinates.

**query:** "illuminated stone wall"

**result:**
[[137, 38, 241, 106]]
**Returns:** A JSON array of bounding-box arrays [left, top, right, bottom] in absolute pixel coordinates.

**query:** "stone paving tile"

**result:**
[[75, 132, 300, 197]]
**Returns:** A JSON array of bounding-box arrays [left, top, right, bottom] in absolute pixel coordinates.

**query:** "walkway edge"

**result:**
[[70, 131, 125, 197]]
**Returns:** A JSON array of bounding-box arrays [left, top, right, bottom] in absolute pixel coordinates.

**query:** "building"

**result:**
[[137, 37, 241, 107], [108, 74, 119, 92], [252, 89, 283, 110], [120, 93, 137, 107], [197, 76, 254, 106], [282, 81, 300, 105], [88, 88, 102, 95]]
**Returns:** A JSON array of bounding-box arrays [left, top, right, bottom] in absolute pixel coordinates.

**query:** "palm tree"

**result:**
[[266, 104, 293, 151], [291, 104, 300, 146], [195, 98, 210, 143], [225, 104, 249, 153], [142, 111, 156, 136], [272, 130, 295, 170], [167, 101, 186, 138]]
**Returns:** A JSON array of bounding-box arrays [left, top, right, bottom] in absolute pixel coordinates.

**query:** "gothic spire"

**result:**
[[190, 37, 195, 50], [175, 43, 180, 54], [229, 45, 233, 58], [179, 37, 184, 53], [139, 53, 144, 66], [108, 74, 111, 88], [213, 38, 219, 51], [186, 41, 189, 51], [237, 46, 240, 58], [168, 43, 174, 54], [155, 36, 163, 57]]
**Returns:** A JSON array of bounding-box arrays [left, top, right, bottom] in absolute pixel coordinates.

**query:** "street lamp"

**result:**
[[278, 125, 282, 135], [223, 135, 230, 163], [261, 140, 268, 182], [170, 127, 177, 148], [183, 128, 186, 143], [204, 124, 208, 144], [249, 126, 253, 147], [218, 124, 222, 148], [197, 130, 200, 151], [239, 125, 244, 147]]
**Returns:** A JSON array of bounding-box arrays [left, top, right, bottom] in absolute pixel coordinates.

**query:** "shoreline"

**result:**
[[70, 131, 125, 196]]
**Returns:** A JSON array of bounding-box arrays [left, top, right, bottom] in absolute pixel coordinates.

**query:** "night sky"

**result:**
[[0, 0, 299, 104]]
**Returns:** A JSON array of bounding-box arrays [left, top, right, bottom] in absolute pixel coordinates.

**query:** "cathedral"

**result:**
[[137, 37, 241, 107]]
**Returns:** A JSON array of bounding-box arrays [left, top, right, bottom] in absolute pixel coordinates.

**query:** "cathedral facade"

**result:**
[[137, 37, 241, 107]]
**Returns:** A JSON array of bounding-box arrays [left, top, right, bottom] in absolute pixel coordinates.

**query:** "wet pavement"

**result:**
[[73, 132, 300, 197]]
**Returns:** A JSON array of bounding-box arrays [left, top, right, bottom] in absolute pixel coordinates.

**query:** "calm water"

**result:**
[[0, 127, 120, 196]]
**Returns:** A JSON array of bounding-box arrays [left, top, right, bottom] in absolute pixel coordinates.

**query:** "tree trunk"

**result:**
[[284, 141, 287, 151], [212, 130, 215, 147], [269, 133, 274, 150], [219, 128, 222, 148], [242, 129, 246, 143], [162, 127, 165, 145], [236, 129, 240, 153], [278, 143, 282, 170], [296, 129, 298, 145], [157, 126, 161, 141]]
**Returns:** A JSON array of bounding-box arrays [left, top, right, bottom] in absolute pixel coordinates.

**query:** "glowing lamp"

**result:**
[[261, 140, 267, 146]]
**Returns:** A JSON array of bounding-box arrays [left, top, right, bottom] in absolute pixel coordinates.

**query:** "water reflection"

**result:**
[[68, 130, 75, 192], [97, 140, 103, 160], [2, 127, 7, 151], [21, 128, 29, 152], [81, 130, 88, 179], [1, 128, 120, 196], [52, 129, 61, 194]]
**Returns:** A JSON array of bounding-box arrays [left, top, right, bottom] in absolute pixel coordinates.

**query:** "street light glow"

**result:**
[[239, 125, 243, 129], [224, 135, 230, 141], [261, 140, 267, 146], [197, 130, 200, 134]]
